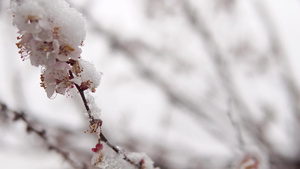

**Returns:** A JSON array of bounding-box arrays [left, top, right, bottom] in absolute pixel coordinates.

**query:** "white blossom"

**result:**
[[40, 61, 72, 98], [10, 0, 100, 98], [10, 1, 158, 169], [77, 59, 102, 92]]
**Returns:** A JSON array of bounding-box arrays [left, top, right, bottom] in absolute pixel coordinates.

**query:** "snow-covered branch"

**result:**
[[9, 0, 159, 168]]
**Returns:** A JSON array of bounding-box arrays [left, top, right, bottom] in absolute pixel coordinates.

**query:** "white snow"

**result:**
[[2, 0, 300, 168]]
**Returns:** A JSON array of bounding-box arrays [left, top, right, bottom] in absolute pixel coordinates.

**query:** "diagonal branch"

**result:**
[[72, 76, 142, 169], [0, 102, 88, 169]]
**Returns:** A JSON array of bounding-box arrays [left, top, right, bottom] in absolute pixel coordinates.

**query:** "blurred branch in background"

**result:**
[[0, 102, 88, 169], [2, 0, 300, 168]]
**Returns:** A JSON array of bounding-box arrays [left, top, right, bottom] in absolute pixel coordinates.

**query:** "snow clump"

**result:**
[[91, 142, 160, 169], [10, 0, 101, 98]]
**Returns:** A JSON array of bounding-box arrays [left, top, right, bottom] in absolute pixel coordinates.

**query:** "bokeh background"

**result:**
[[1, 0, 300, 168]]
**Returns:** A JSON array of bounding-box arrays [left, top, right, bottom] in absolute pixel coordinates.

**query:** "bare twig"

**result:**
[[227, 100, 244, 150], [0, 102, 88, 169], [77, 5, 210, 120], [68, 69, 95, 123], [73, 78, 141, 169], [76, 5, 236, 145], [179, 0, 268, 145]]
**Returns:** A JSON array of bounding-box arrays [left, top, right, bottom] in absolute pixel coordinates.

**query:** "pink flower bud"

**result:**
[[91, 143, 103, 153], [91, 148, 97, 152], [96, 143, 103, 150]]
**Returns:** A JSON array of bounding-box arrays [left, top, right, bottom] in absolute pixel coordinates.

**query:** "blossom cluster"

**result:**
[[11, 1, 159, 169], [10, 0, 101, 98]]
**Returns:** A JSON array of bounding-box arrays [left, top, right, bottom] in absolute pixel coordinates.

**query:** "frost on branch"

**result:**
[[10, 1, 158, 169], [86, 92, 101, 119], [72, 60, 102, 93], [91, 143, 131, 169], [126, 152, 159, 169], [91, 142, 159, 169], [10, 0, 101, 98]]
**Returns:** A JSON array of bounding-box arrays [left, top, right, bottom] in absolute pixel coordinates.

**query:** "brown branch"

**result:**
[[75, 83, 94, 122], [179, 0, 267, 144], [99, 132, 142, 168], [72, 79, 141, 168], [0, 102, 88, 169], [77, 4, 210, 119], [76, 5, 240, 147], [68, 70, 95, 123], [0, 71, 143, 169]]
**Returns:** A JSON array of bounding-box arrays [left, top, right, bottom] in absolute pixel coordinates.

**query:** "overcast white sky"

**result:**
[[1, 0, 300, 169]]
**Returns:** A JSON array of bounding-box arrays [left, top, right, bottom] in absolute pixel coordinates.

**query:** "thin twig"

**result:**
[[227, 100, 244, 150], [72, 79, 141, 168], [76, 5, 241, 147], [68, 70, 95, 123], [75, 83, 95, 123], [99, 132, 141, 168], [0, 102, 88, 169]]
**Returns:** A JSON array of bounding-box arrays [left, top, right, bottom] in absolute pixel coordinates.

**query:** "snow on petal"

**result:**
[[78, 59, 102, 92], [126, 152, 159, 169], [11, 0, 89, 97]]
